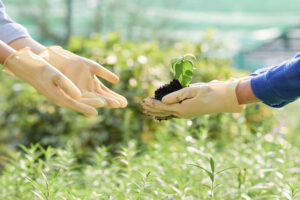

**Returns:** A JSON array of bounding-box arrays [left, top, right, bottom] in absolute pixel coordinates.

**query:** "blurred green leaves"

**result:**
[[0, 31, 275, 160]]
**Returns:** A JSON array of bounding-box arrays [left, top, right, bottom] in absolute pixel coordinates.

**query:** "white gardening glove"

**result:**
[[141, 79, 244, 119], [3, 47, 97, 115], [40, 46, 127, 108]]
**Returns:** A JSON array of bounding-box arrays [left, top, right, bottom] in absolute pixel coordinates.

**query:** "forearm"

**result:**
[[9, 37, 46, 54], [236, 77, 260, 105], [0, 40, 15, 64]]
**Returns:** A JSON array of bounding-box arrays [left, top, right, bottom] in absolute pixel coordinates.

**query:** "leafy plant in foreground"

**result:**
[[171, 53, 196, 87], [154, 54, 196, 101]]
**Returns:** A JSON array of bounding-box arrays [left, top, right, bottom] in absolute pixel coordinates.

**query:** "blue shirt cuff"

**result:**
[[250, 72, 294, 108], [249, 67, 272, 76]]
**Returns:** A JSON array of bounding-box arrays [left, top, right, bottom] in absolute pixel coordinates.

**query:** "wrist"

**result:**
[[9, 37, 46, 54], [0, 40, 16, 65], [236, 78, 260, 104]]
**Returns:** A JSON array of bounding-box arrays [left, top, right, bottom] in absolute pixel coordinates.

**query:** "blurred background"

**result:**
[[1, 1, 300, 198], [1, 0, 300, 159], [3, 0, 300, 70]]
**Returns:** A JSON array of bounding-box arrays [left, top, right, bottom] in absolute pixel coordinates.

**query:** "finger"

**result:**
[[95, 79, 128, 107], [79, 97, 107, 108], [52, 73, 81, 100], [190, 82, 205, 87], [209, 80, 221, 83], [141, 102, 164, 112], [162, 87, 196, 105], [85, 58, 119, 83], [55, 88, 98, 116], [83, 90, 121, 108], [143, 110, 171, 117], [98, 80, 127, 102], [92, 92, 121, 108], [141, 103, 177, 116], [81, 92, 99, 98], [143, 97, 177, 112]]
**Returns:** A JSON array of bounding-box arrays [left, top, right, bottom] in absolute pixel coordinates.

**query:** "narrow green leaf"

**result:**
[[188, 163, 213, 182], [216, 167, 237, 175], [41, 171, 49, 191], [201, 184, 211, 189], [32, 191, 45, 200], [209, 157, 215, 173]]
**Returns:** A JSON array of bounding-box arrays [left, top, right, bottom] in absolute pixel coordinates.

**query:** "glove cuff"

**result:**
[[3, 47, 31, 67], [224, 79, 244, 113]]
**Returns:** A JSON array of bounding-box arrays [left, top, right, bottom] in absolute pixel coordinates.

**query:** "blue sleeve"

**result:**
[[0, 0, 30, 43], [250, 53, 300, 108]]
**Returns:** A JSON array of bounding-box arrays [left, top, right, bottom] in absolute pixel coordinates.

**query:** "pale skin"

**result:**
[[236, 77, 260, 105], [0, 37, 45, 63], [0, 40, 16, 64]]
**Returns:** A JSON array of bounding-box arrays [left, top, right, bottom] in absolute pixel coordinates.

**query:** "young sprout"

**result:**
[[189, 157, 236, 200], [171, 53, 196, 87]]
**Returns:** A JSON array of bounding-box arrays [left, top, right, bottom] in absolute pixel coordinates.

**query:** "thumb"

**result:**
[[86, 58, 119, 84], [53, 73, 82, 100], [162, 87, 195, 105]]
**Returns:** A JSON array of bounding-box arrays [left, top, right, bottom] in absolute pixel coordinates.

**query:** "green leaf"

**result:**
[[216, 167, 237, 175], [183, 53, 197, 60], [209, 157, 215, 173], [171, 55, 195, 87], [32, 191, 45, 200], [188, 163, 214, 182]]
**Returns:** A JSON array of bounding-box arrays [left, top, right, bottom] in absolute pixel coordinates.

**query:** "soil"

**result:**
[[154, 79, 183, 101], [153, 79, 183, 121]]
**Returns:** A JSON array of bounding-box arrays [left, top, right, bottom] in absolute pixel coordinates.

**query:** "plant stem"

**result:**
[[211, 179, 214, 200]]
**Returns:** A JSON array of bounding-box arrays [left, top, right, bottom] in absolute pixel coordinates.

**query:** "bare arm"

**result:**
[[0, 40, 15, 64], [236, 77, 260, 104], [8, 37, 45, 54]]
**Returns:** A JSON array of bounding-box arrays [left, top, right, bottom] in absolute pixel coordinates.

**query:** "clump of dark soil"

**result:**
[[153, 79, 183, 121], [154, 79, 183, 101]]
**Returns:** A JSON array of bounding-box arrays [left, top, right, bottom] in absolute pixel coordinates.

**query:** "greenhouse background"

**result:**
[[3, 0, 300, 70]]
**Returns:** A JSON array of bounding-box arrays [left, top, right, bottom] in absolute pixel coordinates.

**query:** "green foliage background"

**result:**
[[0, 32, 274, 157], [1, 32, 297, 199]]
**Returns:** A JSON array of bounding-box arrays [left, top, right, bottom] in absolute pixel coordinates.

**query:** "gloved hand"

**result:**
[[40, 46, 127, 108], [3, 47, 97, 115], [141, 79, 244, 119]]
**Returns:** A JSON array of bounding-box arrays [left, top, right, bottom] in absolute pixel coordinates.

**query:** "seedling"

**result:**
[[154, 54, 196, 101], [153, 54, 196, 120], [189, 157, 236, 200]]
